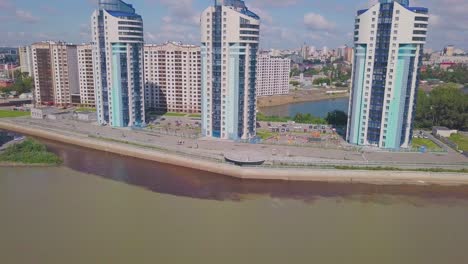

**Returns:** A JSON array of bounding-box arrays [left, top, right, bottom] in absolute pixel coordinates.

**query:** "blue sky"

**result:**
[[1, 0, 467, 51]]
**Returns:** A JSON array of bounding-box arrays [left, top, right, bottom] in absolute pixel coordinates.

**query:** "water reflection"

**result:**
[[40, 138, 468, 204]]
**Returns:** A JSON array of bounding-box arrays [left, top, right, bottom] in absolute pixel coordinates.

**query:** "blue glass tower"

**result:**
[[91, 0, 145, 128], [347, 0, 429, 149], [201, 0, 260, 140]]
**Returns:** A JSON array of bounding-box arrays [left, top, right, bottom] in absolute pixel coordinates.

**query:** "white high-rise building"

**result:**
[[256, 52, 291, 97], [144, 42, 201, 114], [347, 0, 428, 149], [31, 41, 79, 107], [91, 0, 145, 127], [18, 46, 33, 76], [77, 44, 96, 107], [201, 0, 260, 140]]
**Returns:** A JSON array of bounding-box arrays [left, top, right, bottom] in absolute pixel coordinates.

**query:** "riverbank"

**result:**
[[0, 162, 57, 167], [1, 119, 468, 186], [258, 89, 349, 108]]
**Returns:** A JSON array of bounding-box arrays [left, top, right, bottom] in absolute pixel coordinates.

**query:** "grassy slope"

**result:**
[[412, 138, 442, 151], [75, 107, 96, 112], [0, 139, 61, 165], [164, 112, 187, 117], [449, 133, 468, 152], [0, 110, 30, 118], [257, 131, 278, 140]]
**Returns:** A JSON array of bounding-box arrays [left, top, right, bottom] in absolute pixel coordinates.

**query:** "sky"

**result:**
[[0, 0, 467, 51]]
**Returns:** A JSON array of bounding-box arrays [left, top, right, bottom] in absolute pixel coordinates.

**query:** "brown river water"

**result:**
[[0, 138, 468, 263]]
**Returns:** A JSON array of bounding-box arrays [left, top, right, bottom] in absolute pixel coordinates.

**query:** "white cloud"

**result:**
[[249, 7, 273, 24], [303, 13, 335, 31], [251, 0, 303, 8], [15, 9, 40, 23]]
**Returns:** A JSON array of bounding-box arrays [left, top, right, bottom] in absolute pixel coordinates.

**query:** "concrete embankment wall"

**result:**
[[1, 120, 468, 186]]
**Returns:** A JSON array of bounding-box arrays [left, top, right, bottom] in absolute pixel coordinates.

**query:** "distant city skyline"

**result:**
[[0, 0, 467, 51]]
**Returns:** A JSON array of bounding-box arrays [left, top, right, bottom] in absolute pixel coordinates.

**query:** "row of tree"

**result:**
[[257, 110, 348, 127], [415, 83, 468, 130], [1, 71, 34, 95], [420, 65, 468, 84]]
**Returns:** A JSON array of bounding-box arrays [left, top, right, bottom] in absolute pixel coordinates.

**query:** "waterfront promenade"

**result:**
[[0, 116, 467, 186]]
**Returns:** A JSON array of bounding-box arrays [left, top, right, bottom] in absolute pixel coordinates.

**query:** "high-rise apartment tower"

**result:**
[[91, 0, 145, 127], [201, 0, 260, 140], [31, 41, 79, 107], [347, 0, 428, 149]]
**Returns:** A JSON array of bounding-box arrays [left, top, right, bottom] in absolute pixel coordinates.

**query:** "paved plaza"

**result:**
[[3, 116, 468, 170]]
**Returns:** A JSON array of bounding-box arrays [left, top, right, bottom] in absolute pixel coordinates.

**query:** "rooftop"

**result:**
[[215, 0, 259, 20]]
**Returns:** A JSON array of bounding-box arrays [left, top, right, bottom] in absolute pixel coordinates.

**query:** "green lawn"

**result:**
[[257, 130, 277, 140], [412, 138, 442, 151], [0, 110, 30, 118], [163, 112, 187, 117], [188, 114, 201, 118], [0, 139, 61, 165], [75, 107, 96, 112], [449, 133, 468, 152]]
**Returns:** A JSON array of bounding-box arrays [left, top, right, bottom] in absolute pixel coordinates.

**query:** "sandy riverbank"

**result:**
[[1, 120, 468, 186], [258, 89, 349, 108]]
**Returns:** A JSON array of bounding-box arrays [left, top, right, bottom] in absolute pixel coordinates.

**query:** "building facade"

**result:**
[[19, 46, 33, 76], [51, 43, 80, 106], [31, 41, 79, 107], [144, 42, 201, 114], [91, 0, 145, 128], [347, 0, 428, 149], [77, 44, 96, 107], [31, 42, 54, 105], [201, 0, 260, 140], [256, 52, 290, 97]]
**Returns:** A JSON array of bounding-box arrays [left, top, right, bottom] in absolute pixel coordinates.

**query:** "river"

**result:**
[[260, 97, 349, 118], [1, 138, 468, 263]]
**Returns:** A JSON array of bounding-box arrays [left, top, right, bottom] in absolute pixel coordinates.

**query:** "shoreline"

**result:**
[[1, 120, 468, 186], [0, 162, 57, 167], [257, 91, 349, 108]]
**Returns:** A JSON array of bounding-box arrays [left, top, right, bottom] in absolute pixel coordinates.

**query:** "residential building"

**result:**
[[443, 45, 454, 56], [31, 42, 53, 105], [31, 41, 79, 107], [256, 52, 290, 96], [337, 45, 347, 59], [345, 47, 354, 63], [144, 42, 201, 114], [301, 44, 310, 60], [18, 46, 33, 76], [201, 0, 260, 140], [347, 0, 429, 149], [77, 44, 96, 107], [91, 0, 145, 128]]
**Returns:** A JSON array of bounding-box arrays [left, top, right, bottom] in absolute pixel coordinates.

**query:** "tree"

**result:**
[[430, 84, 467, 130], [303, 68, 319, 76], [415, 83, 468, 130], [313, 77, 330, 85], [414, 90, 432, 128], [421, 65, 468, 84], [5, 70, 34, 95], [290, 80, 300, 87], [325, 110, 348, 127], [290, 68, 301, 77]]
